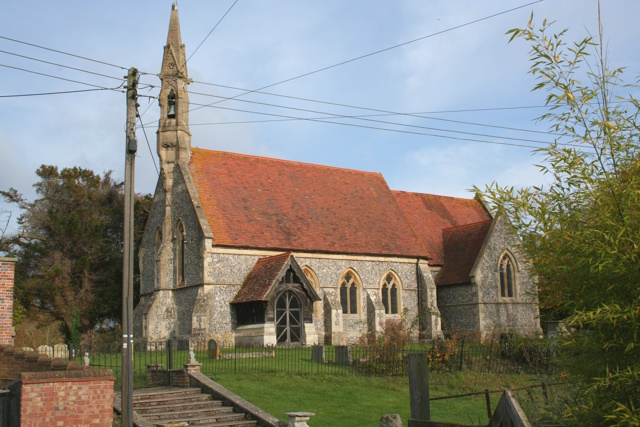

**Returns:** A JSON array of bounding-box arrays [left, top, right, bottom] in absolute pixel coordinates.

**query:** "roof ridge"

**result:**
[[391, 189, 476, 201], [257, 252, 292, 262], [191, 147, 383, 177], [442, 219, 492, 232]]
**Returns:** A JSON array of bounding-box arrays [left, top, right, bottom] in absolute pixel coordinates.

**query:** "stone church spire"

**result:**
[[155, 2, 192, 293], [157, 2, 191, 174]]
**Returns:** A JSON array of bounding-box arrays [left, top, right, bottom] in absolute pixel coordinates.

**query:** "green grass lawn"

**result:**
[[210, 371, 552, 426]]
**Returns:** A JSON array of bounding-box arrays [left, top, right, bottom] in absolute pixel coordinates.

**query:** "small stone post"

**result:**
[[285, 412, 314, 427], [408, 353, 430, 423], [185, 348, 201, 374]]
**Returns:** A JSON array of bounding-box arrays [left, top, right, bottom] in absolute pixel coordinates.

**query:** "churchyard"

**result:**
[[212, 370, 556, 426]]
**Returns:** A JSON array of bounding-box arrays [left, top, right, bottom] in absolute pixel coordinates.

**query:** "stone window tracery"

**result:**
[[339, 270, 360, 315], [381, 272, 401, 314], [499, 252, 517, 298]]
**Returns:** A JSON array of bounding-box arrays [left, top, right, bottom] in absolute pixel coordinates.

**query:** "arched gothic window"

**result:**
[[339, 270, 360, 315], [499, 253, 516, 298], [302, 266, 322, 320], [154, 228, 162, 289], [167, 90, 176, 118], [381, 272, 400, 314], [176, 221, 185, 287]]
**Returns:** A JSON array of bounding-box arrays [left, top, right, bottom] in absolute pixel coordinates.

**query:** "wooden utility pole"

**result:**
[[122, 66, 138, 427]]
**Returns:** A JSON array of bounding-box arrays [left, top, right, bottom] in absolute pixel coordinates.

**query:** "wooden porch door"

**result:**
[[275, 291, 302, 344]]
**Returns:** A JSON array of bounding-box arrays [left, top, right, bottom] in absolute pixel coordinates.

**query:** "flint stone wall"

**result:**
[[202, 253, 422, 343], [437, 284, 479, 335], [437, 217, 541, 340], [474, 218, 541, 337]]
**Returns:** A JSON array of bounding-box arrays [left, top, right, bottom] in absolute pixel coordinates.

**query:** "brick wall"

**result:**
[[20, 370, 114, 427], [0, 340, 115, 425], [0, 257, 17, 345]]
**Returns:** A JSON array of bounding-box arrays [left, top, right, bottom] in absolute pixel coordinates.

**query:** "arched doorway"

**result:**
[[275, 291, 302, 344]]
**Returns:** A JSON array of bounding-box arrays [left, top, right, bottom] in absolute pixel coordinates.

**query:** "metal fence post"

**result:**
[[487, 337, 494, 373], [458, 339, 464, 371], [167, 339, 173, 370]]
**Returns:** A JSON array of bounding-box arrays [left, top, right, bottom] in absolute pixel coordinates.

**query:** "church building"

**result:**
[[133, 4, 541, 346]]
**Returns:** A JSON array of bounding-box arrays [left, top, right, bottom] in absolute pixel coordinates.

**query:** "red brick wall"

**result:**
[[0, 257, 17, 345], [21, 370, 114, 427]]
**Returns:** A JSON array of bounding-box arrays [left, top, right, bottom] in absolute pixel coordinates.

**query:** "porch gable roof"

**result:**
[[231, 253, 320, 304]]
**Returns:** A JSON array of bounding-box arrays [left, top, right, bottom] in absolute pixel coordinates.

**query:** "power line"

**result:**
[[0, 49, 124, 81], [0, 62, 126, 91], [1, 36, 565, 124], [188, 0, 544, 113], [136, 107, 159, 176], [190, 80, 564, 137], [185, 89, 558, 145], [0, 35, 128, 70], [187, 0, 240, 63], [0, 88, 110, 98], [170, 100, 551, 150]]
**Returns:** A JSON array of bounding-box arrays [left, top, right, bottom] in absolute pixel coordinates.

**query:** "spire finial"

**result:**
[[172, 1, 177, 11]]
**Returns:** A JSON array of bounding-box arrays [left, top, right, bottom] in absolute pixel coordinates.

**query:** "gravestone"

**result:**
[[53, 344, 69, 359], [36, 345, 53, 357], [335, 346, 352, 366], [311, 345, 325, 363], [208, 339, 219, 359]]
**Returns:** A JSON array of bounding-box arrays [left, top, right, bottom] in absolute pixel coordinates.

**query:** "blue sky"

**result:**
[[1, 1, 639, 236]]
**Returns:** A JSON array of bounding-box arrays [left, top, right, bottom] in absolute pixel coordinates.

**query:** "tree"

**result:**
[[1, 165, 151, 342], [477, 15, 640, 426]]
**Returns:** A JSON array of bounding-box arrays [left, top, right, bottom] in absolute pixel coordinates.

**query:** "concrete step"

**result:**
[[134, 391, 211, 408], [133, 386, 201, 402], [131, 387, 257, 427], [135, 399, 223, 415], [151, 411, 250, 426], [143, 405, 233, 421], [195, 421, 258, 427]]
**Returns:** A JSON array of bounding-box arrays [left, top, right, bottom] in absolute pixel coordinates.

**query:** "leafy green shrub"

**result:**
[[356, 310, 415, 375], [498, 332, 553, 373], [427, 335, 460, 372]]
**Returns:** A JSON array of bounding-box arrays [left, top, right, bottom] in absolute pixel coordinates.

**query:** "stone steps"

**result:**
[[132, 387, 257, 427]]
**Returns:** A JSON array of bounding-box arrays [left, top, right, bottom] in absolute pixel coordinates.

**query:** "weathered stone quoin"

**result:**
[[133, 4, 541, 346]]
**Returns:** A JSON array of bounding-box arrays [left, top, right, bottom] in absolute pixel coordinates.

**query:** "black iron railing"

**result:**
[[67, 337, 553, 388]]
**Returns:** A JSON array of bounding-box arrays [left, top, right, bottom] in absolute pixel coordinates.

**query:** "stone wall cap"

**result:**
[[0, 257, 17, 263], [21, 369, 115, 382]]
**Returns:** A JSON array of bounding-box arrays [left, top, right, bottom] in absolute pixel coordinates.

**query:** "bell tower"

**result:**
[[155, 1, 191, 294], [158, 1, 191, 177]]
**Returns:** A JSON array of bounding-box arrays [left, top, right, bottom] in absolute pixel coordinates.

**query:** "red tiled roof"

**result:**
[[392, 191, 491, 265], [189, 148, 427, 258], [437, 221, 492, 285], [232, 252, 291, 303]]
